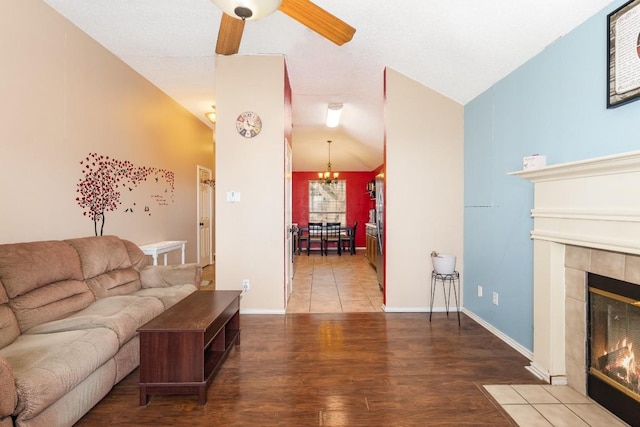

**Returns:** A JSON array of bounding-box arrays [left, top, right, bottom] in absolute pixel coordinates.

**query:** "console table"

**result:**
[[137, 290, 241, 405], [138, 240, 186, 265]]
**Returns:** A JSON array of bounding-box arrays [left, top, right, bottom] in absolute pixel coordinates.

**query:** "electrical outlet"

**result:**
[[477, 285, 483, 297], [492, 292, 499, 306], [242, 279, 250, 292]]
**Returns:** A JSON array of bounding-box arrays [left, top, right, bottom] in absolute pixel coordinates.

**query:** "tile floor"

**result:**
[[484, 384, 629, 427], [200, 250, 383, 313], [286, 250, 384, 313]]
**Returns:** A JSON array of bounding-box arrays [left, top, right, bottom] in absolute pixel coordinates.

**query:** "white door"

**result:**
[[197, 166, 213, 266], [284, 141, 293, 303]]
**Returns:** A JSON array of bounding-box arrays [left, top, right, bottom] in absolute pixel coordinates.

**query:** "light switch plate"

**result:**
[[226, 191, 241, 203]]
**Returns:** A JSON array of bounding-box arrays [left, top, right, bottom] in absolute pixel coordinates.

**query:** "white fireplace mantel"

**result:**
[[511, 150, 640, 183], [511, 150, 640, 256], [510, 150, 640, 384]]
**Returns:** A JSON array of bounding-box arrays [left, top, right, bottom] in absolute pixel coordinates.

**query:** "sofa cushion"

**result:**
[[0, 240, 95, 333], [0, 305, 19, 349], [0, 356, 17, 418], [0, 328, 119, 421], [9, 280, 95, 333], [133, 284, 198, 309], [66, 236, 144, 298], [0, 285, 16, 349], [18, 358, 117, 427], [122, 239, 149, 271], [26, 295, 164, 346], [0, 282, 8, 304], [85, 268, 142, 299], [65, 236, 133, 279], [0, 241, 84, 298], [140, 263, 202, 288]]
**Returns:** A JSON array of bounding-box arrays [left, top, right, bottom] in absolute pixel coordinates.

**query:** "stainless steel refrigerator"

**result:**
[[375, 173, 384, 291]]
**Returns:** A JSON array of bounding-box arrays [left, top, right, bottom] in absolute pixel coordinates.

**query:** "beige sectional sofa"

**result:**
[[0, 236, 201, 427]]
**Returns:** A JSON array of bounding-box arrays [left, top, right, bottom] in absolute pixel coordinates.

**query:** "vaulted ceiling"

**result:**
[[42, 0, 615, 171]]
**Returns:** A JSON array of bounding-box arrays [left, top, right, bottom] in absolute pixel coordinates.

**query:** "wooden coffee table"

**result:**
[[137, 290, 241, 405]]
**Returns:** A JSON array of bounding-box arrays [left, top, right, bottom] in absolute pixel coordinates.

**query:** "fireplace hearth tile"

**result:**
[[590, 250, 625, 281], [541, 385, 590, 404], [565, 267, 587, 301], [533, 404, 590, 427], [512, 384, 560, 404], [565, 403, 628, 427], [565, 360, 587, 396], [501, 404, 553, 427], [483, 385, 527, 404], [566, 246, 591, 271], [484, 385, 630, 426], [623, 253, 640, 285]]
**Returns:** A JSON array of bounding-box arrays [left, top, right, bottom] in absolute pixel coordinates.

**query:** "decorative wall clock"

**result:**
[[235, 111, 262, 138]]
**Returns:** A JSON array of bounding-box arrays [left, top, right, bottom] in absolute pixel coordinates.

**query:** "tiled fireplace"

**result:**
[[565, 246, 640, 426], [512, 151, 640, 425]]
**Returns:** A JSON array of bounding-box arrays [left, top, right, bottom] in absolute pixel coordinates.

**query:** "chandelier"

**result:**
[[318, 140, 339, 184]]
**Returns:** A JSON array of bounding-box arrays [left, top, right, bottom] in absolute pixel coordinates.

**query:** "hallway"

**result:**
[[286, 251, 384, 313], [201, 250, 383, 313]]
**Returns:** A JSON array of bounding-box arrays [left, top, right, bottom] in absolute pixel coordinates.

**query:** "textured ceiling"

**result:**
[[41, 0, 615, 171]]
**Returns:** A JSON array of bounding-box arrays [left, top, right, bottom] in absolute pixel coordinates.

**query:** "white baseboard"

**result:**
[[240, 308, 286, 315], [550, 375, 568, 385], [383, 305, 428, 312], [462, 308, 534, 361], [382, 305, 463, 313], [525, 362, 550, 383]]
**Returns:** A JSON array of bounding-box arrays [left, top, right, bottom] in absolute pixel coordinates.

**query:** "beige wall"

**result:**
[[214, 55, 288, 312], [0, 0, 214, 263], [384, 68, 464, 310]]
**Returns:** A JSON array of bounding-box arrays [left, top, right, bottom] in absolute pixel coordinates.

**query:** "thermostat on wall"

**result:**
[[226, 191, 241, 203], [523, 154, 546, 170]]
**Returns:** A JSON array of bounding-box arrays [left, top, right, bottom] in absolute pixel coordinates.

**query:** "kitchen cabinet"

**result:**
[[366, 180, 376, 199], [365, 223, 377, 269]]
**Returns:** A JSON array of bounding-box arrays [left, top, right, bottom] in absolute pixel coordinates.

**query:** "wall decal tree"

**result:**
[[76, 153, 174, 236]]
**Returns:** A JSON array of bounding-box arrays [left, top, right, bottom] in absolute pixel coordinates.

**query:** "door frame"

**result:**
[[284, 141, 293, 306], [197, 165, 214, 266]]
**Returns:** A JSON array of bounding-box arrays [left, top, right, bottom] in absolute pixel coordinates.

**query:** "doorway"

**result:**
[[197, 166, 213, 267]]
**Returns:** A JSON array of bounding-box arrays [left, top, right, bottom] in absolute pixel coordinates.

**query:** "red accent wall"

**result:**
[[292, 171, 377, 248]]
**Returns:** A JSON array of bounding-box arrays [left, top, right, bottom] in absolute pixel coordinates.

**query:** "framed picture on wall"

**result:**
[[607, 0, 640, 108]]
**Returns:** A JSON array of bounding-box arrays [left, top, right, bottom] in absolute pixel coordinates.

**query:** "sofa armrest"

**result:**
[[0, 356, 17, 418], [139, 263, 202, 288]]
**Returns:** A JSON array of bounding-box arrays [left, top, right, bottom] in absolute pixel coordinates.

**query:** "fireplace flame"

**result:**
[[602, 338, 639, 391]]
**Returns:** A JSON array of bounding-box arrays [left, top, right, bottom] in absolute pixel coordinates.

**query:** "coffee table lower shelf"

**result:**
[[137, 290, 241, 406]]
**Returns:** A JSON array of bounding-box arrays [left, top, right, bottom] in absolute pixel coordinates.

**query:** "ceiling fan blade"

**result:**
[[215, 13, 245, 55], [278, 0, 355, 46]]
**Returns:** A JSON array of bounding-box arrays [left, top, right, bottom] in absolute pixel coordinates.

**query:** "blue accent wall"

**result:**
[[464, 0, 640, 351]]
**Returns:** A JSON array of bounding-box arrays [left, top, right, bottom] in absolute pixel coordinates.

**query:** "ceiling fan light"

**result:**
[[326, 103, 343, 128], [211, 0, 282, 21]]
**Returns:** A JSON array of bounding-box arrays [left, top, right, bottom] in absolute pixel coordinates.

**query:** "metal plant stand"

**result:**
[[429, 271, 461, 326]]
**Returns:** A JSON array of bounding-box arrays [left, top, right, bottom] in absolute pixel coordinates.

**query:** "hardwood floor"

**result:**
[[75, 312, 542, 426]]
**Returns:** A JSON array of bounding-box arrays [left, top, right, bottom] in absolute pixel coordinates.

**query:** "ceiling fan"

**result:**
[[212, 0, 356, 55]]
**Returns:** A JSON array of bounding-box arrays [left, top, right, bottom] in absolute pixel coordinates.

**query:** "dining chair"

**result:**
[[296, 225, 308, 255], [323, 222, 342, 255], [340, 221, 357, 255], [307, 222, 323, 255]]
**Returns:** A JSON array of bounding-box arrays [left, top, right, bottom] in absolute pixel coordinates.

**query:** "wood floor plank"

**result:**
[[75, 313, 538, 426]]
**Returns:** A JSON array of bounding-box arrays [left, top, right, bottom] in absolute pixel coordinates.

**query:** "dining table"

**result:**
[[293, 224, 354, 255]]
